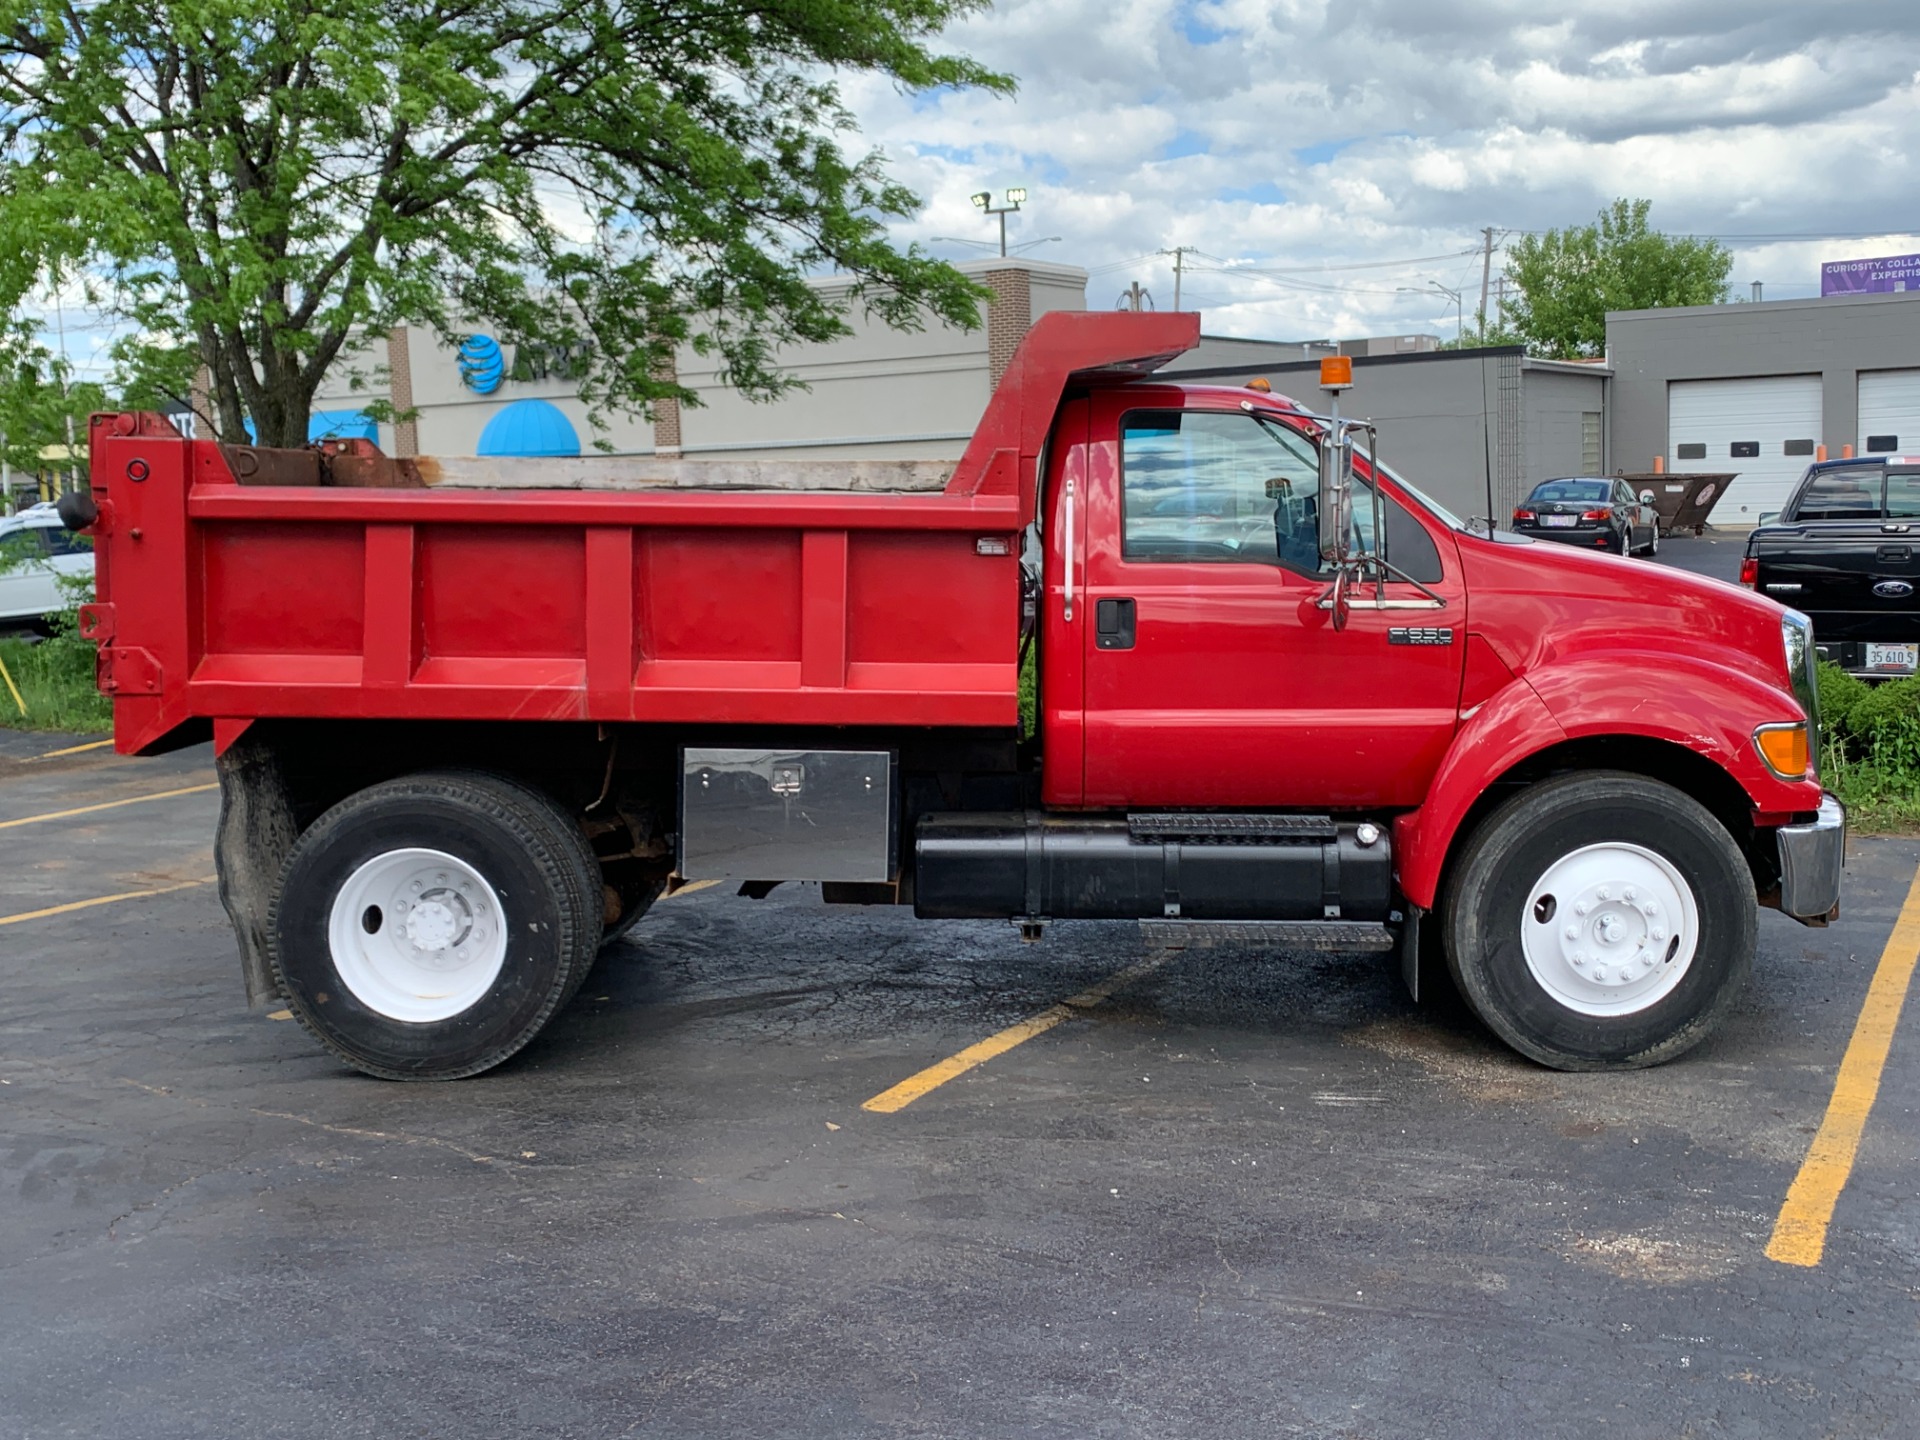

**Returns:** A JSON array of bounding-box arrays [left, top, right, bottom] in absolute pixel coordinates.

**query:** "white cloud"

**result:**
[[846, 0, 1920, 339]]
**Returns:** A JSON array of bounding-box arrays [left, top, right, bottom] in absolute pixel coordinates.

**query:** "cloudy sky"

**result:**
[[843, 0, 1920, 342]]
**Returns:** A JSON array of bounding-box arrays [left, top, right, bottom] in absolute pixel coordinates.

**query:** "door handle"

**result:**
[[1062, 475, 1076, 622], [1095, 597, 1136, 650], [1878, 545, 1911, 561]]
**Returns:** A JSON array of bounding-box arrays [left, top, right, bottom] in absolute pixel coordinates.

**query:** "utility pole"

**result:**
[[1159, 247, 1196, 311], [1478, 226, 1496, 341], [1116, 282, 1154, 312]]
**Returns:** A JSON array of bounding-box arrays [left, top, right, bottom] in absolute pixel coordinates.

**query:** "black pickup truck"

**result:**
[[1743, 454, 1920, 678]]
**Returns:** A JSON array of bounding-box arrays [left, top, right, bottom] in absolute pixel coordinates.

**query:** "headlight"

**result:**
[[1782, 611, 1819, 768]]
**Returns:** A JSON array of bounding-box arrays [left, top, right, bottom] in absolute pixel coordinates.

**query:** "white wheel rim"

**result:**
[[1520, 842, 1699, 1016], [327, 848, 509, 1023]]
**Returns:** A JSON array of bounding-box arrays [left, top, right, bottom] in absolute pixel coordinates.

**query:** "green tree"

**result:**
[[0, 0, 1011, 447], [0, 319, 105, 479], [1502, 199, 1732, 359]]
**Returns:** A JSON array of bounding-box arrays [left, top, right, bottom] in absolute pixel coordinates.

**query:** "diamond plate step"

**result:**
[[1127, 812, 1338, 845], [1139, 920, 1396, 952]]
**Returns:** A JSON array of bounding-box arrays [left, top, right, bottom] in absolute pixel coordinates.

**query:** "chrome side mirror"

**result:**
[[1318, 431, 1354, 566]]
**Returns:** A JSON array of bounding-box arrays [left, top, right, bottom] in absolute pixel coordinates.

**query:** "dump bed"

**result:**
[[78, 312, 1199, 753]]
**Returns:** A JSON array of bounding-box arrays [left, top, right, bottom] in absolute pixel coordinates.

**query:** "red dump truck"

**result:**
[[64, 311, 1841, 1081]]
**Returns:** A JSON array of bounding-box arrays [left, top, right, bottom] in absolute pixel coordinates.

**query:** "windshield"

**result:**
[[1529, 480, 1610, 504], [1355, 446, 1466, 531]]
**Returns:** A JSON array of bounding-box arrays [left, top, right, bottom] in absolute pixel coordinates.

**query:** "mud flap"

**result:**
[[1399, 903, 1425, 1003], [214, 731, 300, 1009]]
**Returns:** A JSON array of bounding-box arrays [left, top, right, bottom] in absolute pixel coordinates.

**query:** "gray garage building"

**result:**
[[1607, 290, 1920, 524]]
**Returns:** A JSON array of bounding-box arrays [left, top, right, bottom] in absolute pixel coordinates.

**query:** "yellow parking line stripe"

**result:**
[[35, 738, 115, 759], [0, 782, 218, 830], [1767, 861, 1920, 1267], [0, 876, 218, 927], [861, 953, 1171, 1114]]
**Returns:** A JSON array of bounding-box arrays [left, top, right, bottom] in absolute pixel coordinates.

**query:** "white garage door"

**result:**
[[1860, 369, 1920, 457], [1669, 375, 1823, 522]]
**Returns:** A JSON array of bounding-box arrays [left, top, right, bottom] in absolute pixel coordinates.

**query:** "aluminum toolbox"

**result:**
[[679, 748, 899, 882]]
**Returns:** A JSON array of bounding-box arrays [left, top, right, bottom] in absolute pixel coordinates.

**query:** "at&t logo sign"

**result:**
[[458, 334, 505, 394]]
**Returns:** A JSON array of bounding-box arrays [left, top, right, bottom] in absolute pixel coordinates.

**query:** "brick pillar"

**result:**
[[387, 325, 419, 457], [983, 266, 1033, 389], [652, 347, 682, 457]]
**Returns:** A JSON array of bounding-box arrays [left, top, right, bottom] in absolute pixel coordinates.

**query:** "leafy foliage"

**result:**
[[0, 0, 1012, 446], [1813, 661, 1920, 831], [0, 319, 105, 474], [1500, 199, 1732, 359]]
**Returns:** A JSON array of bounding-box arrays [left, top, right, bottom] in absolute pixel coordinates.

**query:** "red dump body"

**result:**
[[82, 313, 1200, 755]]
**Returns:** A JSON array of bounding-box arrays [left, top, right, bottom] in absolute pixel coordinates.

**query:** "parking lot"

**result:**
[[3, 707, 1918, 1439]]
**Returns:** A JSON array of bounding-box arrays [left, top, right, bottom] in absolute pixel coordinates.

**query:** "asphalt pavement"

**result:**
[[4, 724, 1919, 1438]]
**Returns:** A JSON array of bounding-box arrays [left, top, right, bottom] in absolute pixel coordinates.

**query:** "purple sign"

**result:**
[[1822, 252, 1920, 296]]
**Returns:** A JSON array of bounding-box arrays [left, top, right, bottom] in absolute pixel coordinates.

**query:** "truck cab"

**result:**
[[68, 313, 1843, 1082]]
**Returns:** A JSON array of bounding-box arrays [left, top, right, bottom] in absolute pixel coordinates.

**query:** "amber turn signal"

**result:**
[[1754, 722, 1809, 780]]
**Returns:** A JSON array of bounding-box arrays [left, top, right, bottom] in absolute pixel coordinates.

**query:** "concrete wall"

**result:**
[[1606, 290, 1920, 473], [1524, 364, 1610, 481]]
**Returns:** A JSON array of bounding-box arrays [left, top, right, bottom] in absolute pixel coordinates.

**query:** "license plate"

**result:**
[[1543, 515, 1577, 527], [1866, 643, 1918, 672]]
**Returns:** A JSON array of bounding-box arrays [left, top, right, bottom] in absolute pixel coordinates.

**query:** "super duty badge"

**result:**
[[1389, 626, 1455, 646]]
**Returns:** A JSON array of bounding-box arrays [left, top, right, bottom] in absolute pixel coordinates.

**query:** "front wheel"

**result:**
[[1442, 772, 1754, 1070]]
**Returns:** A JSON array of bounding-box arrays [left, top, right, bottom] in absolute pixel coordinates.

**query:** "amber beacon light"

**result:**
[[1319, 355, 1354, 391]]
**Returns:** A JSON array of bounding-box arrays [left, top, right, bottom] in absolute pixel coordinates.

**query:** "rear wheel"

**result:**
[[270, 771, 602, 1080], [1647, 524, 1660, 557], [1442, 772, 1754, 1070]]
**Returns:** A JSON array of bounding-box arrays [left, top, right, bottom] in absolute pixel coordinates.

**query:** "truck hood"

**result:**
[[1457, 530, 1792, 696]]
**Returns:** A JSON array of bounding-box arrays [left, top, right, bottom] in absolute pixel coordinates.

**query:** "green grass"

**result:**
[[0, 632, 111, 733]]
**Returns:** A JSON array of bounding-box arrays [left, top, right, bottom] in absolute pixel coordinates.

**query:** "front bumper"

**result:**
[[1777, 793, 1845, 923]]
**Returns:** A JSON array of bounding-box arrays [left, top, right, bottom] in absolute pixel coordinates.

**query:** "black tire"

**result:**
[[269, 771, 602, 1080], [1647, 525, 1660, 558], [1441, 771, 1754, 1070]]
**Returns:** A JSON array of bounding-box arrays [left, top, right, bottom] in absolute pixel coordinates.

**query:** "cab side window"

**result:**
[[1121, 410, 1318, 568], [1885, 472, 1920, 521]]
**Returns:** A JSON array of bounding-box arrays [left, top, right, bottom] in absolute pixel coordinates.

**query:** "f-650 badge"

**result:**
[[1389, 627, 1455, 646]]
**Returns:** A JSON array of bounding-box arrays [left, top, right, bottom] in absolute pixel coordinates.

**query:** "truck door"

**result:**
[[1069, 395, 1467, 810]]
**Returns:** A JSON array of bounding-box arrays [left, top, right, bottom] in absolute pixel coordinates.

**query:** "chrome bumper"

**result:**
[[1777, 794, 1845, 923]]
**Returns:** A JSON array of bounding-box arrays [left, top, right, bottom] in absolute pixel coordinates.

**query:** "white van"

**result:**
[[0, 503, 94, 624]]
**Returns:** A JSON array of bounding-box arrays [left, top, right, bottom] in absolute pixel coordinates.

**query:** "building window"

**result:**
[[1867, 435, 1899, 453], [1676, 443, 1707, 460], [1731, 441, 1760, 458], [1784, 439, 1815, 457], [1580, 411, 1602, 472]]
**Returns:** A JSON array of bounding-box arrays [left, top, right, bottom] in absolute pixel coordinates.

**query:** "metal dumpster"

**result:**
[[1617, 472, 1735, 536]]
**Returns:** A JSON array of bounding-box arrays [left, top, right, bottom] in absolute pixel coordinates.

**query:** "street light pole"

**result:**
[[970, 188, 1028, 257]]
